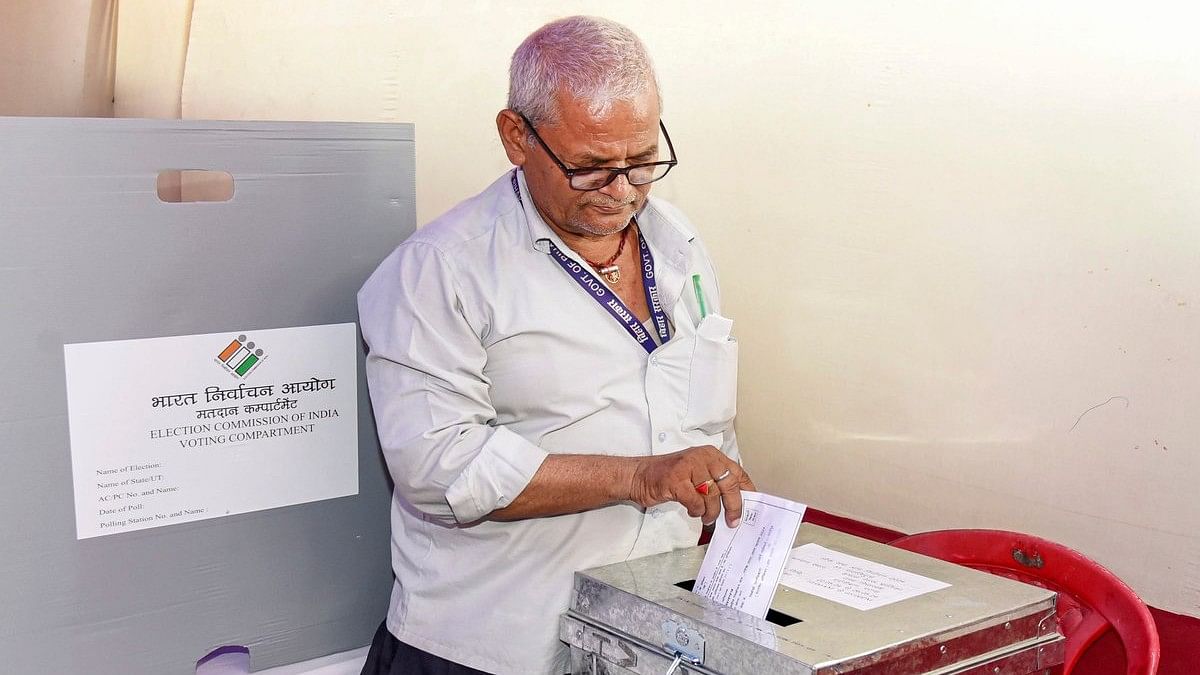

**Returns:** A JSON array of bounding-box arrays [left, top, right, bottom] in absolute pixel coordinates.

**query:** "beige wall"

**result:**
[[113, 0, 193, 118], [0, 0, 116, 117], [113, 1, 1200, 616]]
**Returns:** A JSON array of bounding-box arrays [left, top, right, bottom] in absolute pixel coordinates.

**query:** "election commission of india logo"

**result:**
[[215, 334, 266, 378]]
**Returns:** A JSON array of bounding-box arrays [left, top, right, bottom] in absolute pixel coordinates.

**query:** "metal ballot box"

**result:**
[[561, 524, 1064, 674]]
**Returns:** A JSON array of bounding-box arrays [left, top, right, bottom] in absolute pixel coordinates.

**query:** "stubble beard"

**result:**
[[567, 198, 641, 237]]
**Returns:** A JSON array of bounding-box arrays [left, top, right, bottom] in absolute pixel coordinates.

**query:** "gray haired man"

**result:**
[[358, 15, 751, 674]]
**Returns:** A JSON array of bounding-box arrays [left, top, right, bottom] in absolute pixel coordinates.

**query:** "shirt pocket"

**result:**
[[681, 315, 739, 435]]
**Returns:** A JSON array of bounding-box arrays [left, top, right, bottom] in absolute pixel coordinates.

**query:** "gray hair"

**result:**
[[507, 16, 661, 128]]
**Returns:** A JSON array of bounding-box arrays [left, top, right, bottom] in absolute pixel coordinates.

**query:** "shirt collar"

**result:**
[[511, 169, 556, 255], [511, 169, 696, 314], [512, 168, 694, 268]]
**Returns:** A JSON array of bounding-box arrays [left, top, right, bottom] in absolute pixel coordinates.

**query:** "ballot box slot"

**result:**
[[673, 579, 803, 627]]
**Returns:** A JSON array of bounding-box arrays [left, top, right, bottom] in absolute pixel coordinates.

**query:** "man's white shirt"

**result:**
[[357, 170, 739, 674]]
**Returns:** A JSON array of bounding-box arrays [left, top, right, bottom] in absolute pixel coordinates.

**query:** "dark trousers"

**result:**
[[361, 621, 493, 675]]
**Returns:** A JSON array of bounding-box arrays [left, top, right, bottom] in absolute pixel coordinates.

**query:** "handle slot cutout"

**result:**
[[157, 170, 235, 203]]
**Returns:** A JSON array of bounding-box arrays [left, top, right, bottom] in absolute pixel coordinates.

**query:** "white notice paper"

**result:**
[[692, 491, 807, 619], [64, 323, 359, 539], [780, 543, 951, 610]]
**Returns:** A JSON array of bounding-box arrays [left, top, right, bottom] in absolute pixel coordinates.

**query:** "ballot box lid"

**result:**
[[563, 524, 1064, 674]]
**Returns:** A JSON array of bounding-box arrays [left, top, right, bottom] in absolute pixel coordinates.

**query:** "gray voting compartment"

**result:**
[[0, 118, 415, 673], [562, 524, 1065, 674]]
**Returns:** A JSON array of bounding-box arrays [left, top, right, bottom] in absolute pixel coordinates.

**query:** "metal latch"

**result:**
[[661, 619, 705, 665]]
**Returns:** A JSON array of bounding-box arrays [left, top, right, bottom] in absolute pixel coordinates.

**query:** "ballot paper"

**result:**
[[780, 543, 951, 610], [692, 491, 807, 618]]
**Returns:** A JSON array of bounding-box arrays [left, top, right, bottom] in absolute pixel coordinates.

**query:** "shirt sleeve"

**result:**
[[357, 241, 548, 524]]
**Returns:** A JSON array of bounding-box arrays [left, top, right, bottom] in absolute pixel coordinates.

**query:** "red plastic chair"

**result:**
[[889, 529, 1159, 675]]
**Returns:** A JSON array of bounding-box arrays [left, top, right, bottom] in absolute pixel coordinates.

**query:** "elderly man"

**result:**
[[358, 15, 752, 675]]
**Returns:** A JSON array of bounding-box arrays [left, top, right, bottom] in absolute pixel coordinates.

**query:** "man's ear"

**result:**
[[496, 110, 529, 166]]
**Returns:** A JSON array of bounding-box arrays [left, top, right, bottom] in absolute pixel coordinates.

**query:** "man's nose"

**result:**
[[597, 172, 633, 201]]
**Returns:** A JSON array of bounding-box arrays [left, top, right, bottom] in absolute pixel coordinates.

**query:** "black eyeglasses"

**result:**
[[518, 112, 679, 191]]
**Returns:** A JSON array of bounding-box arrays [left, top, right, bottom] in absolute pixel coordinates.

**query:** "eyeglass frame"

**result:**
[[517, 112, 679, 191]]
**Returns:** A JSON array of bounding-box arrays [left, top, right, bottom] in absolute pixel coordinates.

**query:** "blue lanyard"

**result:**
[[512, 171, 671, 354]]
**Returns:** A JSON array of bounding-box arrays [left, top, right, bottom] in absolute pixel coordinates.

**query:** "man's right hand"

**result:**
[[628, 446, 755, 528]]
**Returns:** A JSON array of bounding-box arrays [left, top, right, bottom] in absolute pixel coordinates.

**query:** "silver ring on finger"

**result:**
[[714, 468, 733, 482]]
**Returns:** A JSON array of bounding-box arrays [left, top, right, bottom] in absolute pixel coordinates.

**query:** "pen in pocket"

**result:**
[[692, 274, 708, 320]]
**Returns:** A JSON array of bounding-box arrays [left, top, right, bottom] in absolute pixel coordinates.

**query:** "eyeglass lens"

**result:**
[[570, 164, 673, 190]]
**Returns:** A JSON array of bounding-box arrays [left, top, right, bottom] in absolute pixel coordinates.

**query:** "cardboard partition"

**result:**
[[0, 117, 415, 674]]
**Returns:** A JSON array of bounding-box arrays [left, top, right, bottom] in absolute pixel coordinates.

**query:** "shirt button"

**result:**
[[650, 356, 659, 366], [657, 432, 667, 442]]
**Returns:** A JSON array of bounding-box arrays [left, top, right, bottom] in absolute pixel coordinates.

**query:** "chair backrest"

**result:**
[[889, 529, 1159, 675]]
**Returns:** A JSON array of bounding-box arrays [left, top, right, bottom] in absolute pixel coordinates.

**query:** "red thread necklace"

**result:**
[[585, 227, 629, 284]]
